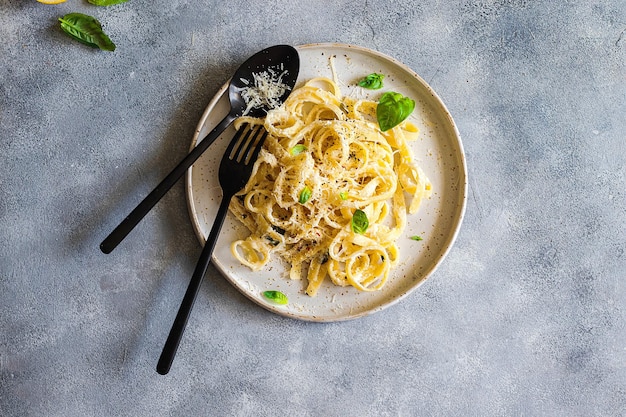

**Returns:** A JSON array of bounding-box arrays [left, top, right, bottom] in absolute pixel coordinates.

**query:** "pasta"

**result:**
[[229, 77, 432, 296]]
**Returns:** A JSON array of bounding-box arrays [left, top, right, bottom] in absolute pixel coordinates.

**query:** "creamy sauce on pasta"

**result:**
[[229, 77, 432, 296]]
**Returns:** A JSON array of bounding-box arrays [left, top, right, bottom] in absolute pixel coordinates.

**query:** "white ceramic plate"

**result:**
[[185, 43, 467, 322]]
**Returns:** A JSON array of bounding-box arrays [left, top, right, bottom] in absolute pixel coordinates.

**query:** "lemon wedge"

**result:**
[[37, 0, 68, 4]]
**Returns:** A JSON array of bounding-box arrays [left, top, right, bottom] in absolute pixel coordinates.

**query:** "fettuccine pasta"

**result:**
[[229, 77, 431, 296]]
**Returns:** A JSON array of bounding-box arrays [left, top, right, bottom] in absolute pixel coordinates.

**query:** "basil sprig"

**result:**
[[290, 144, 307, 155], [351, 209, 369, 234], [358, 73, 385, 90], [88, 0, 129, 5], [263, 290, 288, 305], [58, 13, 115, 51], [299, 186, 312, 204], [376, 91, 415, 131]]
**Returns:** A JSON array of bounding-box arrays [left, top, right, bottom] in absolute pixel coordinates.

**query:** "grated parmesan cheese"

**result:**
[[239, 65, 291, 115]]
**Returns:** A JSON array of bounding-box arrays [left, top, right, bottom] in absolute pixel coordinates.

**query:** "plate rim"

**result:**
[[185, 42, 468, 322]]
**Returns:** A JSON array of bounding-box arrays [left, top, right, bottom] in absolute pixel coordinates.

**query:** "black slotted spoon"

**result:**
[[157, 124, 268, 375]]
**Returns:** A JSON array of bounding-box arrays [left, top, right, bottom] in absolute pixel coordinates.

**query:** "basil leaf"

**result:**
[[358, 73, 385, 90], [376, 91, 415, 131], [58, 13, 115, 51], [410, 235, 423, 241], [88, 0, 129, 5], [351, 209, 369, 234], [290, 144, 307, 155], [299, 186, 312, 204], [263, 290, 288, 305], [339, 192, 348, 200]]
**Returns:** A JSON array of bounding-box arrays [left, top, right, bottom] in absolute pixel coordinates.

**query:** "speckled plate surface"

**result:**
[[185, 43, 467, 322]]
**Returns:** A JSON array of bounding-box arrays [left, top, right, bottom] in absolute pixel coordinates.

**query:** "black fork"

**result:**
[[157, 124, 268, 375]]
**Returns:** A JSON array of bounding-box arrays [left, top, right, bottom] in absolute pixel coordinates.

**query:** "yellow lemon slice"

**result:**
[[37, 0, 67, 4]]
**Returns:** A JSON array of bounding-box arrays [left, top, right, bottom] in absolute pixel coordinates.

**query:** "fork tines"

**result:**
[[227, 124, 268, 164]]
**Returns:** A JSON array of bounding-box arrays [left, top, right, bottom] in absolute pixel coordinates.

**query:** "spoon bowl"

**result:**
[[229, 44, 299, 118], [100, 45, 300, 254]]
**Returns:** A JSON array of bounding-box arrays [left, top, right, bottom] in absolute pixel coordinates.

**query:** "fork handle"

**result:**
[[156, 193, 232, 375], [100, 112, 237, 254]]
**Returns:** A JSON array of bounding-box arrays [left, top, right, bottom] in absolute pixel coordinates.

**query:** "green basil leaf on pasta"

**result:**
[[376, 91, 415, 131], [358, 73, 385, 90], [58, 13, 116, 51], [299, 186, 312, 204], [87, 0, 129, 5], [339, 192, 348, 200], [351, 209, 369, 234], [290, 144, 307, 155], [263, 290, 288, 305]]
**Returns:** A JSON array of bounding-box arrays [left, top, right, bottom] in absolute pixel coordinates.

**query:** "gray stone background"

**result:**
[[1, 0, 625, 416]]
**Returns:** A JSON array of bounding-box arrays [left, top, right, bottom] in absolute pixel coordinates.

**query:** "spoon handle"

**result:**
[[156, 193, 231, 375], [100, 113, 236, 254]]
